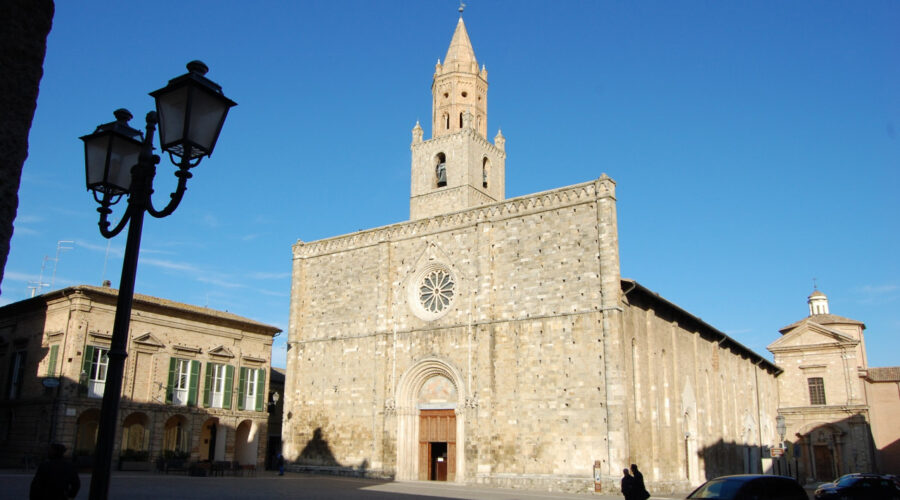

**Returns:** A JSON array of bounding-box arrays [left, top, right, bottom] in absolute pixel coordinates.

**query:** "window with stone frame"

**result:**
[[81, 345, 109, 399], [166, 358, 200, 407], [238, 367, 266, 411], [808, 377, 826, 405], [203, 362, 233, 409], [6, 350, 27, 399]]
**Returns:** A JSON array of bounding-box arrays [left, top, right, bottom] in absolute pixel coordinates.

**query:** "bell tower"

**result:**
[[410, 15, 506, 220]]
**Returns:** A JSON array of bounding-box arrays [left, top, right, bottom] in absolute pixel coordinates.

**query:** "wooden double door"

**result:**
[[418, 409, 456, 481]]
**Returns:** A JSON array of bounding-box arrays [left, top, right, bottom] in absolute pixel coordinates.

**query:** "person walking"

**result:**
[[277, 453, 285, 476], [631, 463, 650, 500], [621, 468, 636, 500], [29, 443, 80, 500]]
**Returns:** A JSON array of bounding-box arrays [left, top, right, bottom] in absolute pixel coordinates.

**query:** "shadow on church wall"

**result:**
[[297, 427, 341, 466], [696, 414, 893, 483], [698, 439, 766, 480], [879, 438, 900, 475], [769, 414, 880, 483]]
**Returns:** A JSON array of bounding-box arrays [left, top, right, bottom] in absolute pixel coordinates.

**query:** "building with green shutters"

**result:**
[[0, 284, 280, 470]]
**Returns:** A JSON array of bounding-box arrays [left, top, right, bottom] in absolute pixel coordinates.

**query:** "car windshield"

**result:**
[[836, 476, 860, 487], [689, 478, 744, 498]]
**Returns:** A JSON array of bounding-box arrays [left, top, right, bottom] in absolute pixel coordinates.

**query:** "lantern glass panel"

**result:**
[[186, 88, 229, 156], [83, 132, 140, 195], [155, 86, 188, 152]]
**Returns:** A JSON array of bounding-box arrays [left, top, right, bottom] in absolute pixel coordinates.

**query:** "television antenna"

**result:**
[[28, 256, 51, 297], [49, 240, 74, 289], [27, 240, 75, 296]]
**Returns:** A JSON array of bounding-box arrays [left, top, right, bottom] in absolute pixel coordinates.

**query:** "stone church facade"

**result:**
[[283, 16, 781, 494]]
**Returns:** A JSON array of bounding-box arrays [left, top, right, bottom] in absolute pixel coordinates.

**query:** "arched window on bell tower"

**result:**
[[435, 153, 447, 188], [443, 113, 449, 130], [459, 112, 464, 129], [482, 157, 490, 188]]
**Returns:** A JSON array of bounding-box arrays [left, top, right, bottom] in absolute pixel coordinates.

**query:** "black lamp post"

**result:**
[[79, 61, 235, 500]]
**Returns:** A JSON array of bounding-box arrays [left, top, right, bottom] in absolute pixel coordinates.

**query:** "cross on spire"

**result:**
[[459, 1, 466, 15]]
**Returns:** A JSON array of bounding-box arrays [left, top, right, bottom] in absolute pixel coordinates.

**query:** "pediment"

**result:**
[[208, 345, 235, 358], [768, 320, 856, 351], [132, 332, 165, 348]]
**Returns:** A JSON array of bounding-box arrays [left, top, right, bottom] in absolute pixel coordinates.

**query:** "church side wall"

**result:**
[[621, 291, 780, 494]]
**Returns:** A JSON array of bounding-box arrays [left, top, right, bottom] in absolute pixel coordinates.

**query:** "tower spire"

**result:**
[[443, 16, 478, 72]]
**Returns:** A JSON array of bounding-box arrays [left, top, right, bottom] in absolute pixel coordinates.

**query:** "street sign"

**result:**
[[771, 447, 784, 457]]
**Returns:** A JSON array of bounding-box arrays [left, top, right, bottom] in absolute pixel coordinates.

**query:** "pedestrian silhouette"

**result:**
[[621, 468, 636, 500], [631, 463, 650, 500], [29, 443, 80, 500]]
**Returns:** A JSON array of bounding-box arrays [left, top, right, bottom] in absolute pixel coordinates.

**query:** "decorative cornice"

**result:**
[[241, 355, 266, 364], [295, 178, 613, 258], [173, 344, 201, 354]]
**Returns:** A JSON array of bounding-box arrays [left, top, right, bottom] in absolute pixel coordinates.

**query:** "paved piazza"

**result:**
[[0, 470, 696, 500]]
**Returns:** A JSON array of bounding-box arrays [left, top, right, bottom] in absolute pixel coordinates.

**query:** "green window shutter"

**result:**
[[223, 365, 234, 410], [256, 369, 266, 412], [188, 360, 200, 407], [166, 358, 177, 404], [80, 345, 95, 396], [203, 362, 213, 408], [237, 367, 247, 411], [47, 345, 59, 376]]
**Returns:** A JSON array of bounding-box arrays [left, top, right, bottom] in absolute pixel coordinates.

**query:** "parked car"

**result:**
[[886, 474, 900, 489], [814, 473, 900, 499], [686, 474, 807, 500]]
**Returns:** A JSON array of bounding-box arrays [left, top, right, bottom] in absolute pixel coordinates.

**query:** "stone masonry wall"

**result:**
[[287, 178, 619, 492]]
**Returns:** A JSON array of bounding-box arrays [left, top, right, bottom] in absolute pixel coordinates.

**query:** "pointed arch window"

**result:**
[[482, 157, 490, 189], [444, 113, 449, 130], [459, 112, 464, 129]]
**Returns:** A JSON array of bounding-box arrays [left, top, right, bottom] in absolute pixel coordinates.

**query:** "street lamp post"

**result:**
[[79, 61, 235, 500], [776, 415, 787, 475]]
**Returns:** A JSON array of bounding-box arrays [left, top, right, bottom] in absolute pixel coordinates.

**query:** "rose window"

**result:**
[[419, 269, 455, 313]]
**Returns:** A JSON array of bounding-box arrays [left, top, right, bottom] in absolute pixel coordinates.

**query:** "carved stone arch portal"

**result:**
[[795, 422, 845, 482], [395, 358, 467, 482]]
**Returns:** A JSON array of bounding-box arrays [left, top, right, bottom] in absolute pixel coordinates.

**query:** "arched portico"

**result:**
[[395, 358, 467, 482]]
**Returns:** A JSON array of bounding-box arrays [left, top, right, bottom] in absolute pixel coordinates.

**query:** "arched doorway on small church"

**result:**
[[396, 358, 466, 482], [797, 423, 843, 482]]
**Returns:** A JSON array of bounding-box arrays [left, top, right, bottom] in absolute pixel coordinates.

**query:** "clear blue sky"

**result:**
[[3, 1, 898, 369]]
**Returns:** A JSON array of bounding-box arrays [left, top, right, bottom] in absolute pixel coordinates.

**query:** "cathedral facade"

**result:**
[[283, 16, 781, 494]]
